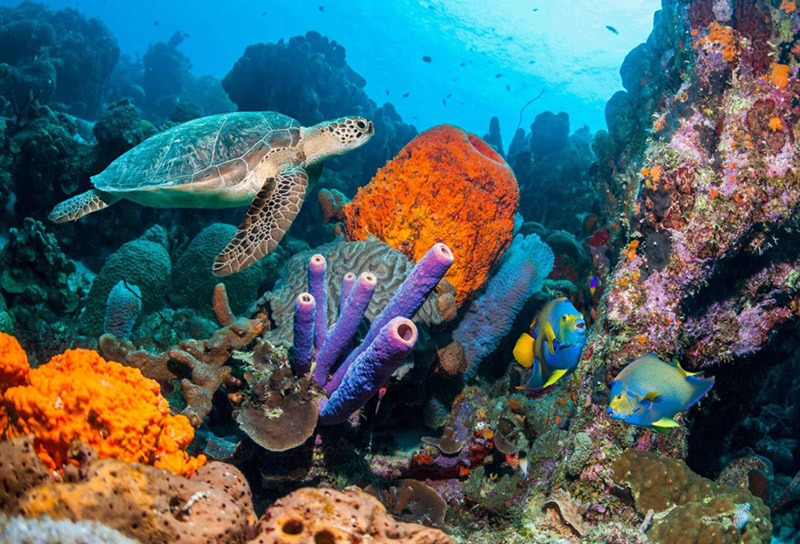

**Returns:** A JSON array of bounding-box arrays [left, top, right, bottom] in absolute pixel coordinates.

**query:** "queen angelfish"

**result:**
[[513, 297, 586, 390]]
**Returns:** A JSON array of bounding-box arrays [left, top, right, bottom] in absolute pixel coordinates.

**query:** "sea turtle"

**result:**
[[49, 111, 374, 276]]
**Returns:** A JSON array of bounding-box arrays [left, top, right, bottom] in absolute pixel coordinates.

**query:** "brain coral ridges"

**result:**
[[0, 332, 204, 476], [343, 124, 519, 304]]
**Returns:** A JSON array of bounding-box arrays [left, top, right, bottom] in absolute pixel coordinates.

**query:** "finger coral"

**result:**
[[0, 332, 204, 476], [343, 124, 519, 304]]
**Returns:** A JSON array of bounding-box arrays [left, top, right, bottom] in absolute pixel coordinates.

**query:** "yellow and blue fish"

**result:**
[[513, 297, 586, 390], [607, 354, 715, 430]]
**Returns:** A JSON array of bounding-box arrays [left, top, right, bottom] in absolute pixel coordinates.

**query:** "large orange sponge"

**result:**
[[0, 333, 29, 430], [0, 332, 205, 476], [343, 125, 519, 304]]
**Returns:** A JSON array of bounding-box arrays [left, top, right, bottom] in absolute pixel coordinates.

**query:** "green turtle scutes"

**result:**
[[49, 111, 374, 276]]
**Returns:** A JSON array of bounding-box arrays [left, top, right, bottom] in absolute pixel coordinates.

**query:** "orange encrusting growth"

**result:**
[[0, 333, 29, 430], [694, 22, 739, 63], [0, 333, 205, 476], [343, 125, 519, 304]]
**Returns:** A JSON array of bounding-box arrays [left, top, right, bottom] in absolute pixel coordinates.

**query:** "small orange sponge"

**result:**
[[344, 125, 519, 304], [0, 332, 205, 476]]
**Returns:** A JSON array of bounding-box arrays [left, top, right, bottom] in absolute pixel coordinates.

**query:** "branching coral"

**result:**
[[0, 332, 204, 476], [100, 283, 263, 428], [343, 124, 519, 304]]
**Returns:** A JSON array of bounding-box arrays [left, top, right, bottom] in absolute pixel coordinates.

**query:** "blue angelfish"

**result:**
[[607, 354, 715, 430], [513, 297, 586, 390]]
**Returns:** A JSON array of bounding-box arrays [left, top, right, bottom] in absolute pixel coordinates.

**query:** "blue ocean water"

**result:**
[[3, 0, 658, 141]]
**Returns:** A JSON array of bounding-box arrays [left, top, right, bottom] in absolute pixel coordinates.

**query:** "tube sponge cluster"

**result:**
[[453, 233, 554, 377], [290, 243, 454, 425], [0, 332, 205, 476]]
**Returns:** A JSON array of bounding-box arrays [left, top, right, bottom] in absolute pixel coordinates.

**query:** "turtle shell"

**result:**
[[92, 111, 302, 192]]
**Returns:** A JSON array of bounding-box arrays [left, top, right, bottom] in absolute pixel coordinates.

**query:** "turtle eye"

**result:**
[[356, 120, 366, 130]]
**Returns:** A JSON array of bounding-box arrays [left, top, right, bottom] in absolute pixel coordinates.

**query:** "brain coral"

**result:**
[[262, 238, 445, 347], [170, 223, 265, 317], [0, 333, 204, 476], [80, 227, 171, 336], [343, 124, 519, 304]]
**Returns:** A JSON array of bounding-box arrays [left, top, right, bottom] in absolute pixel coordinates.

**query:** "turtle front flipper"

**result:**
[[48, 189, 120, 223], [213, 165, 309, 276]]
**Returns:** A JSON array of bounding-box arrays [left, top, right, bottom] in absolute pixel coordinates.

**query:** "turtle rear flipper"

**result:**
[[48, 189, 120, 223], [213, 165, 309, 276]]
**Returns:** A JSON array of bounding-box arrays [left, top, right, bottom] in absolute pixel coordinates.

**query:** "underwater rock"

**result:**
[[260, 238, 445, 348], [344, 124, 519, 304], [505, 112, 598, 236], [223, 31, 415, 188], [0, 2, 120, 117], [80, 226, 171, 336], [0, 513, 138, 544], [92, 99, 157, 164], [612, 449, 772, 543], [0, 59, 56, 107], [141, 31, 191, 121], [6, 103, 95, 221], [251, 487, 453, 543], [170, 223, 269, 318]]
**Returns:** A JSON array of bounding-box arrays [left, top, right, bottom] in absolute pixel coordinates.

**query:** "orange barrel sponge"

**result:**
[[343, 125, 519, 305], [0, 332, 205, 476]]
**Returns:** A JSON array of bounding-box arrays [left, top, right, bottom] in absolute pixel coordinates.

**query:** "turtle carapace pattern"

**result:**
[[49, 111, 375, 276]]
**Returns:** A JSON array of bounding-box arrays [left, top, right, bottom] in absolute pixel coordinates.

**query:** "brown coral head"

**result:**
[[235, 392, 320, 452], [435, 342, 468, 378]]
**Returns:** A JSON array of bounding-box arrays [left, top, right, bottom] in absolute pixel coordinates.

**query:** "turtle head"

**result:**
[[302, 116, 375, 165]]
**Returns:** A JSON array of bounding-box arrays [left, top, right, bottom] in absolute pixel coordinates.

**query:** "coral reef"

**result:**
[[0, 332, 204, 476], [170, 223, 268, 317], [259, 238, 448, 348], [222, 31, 415, 187], [250, 487, 453, 543], [101, 284, 264, 428], [453, 233, 554, 377], [0, 2, 120, 117], [343, 125, 519, 304], [552, 0, 800, 528], [0, 218, 89, 359], [612, 449, 771, 543], [80, 226, 171, 336], [14, 457, 253, 543], [501, 112, 598, 236]]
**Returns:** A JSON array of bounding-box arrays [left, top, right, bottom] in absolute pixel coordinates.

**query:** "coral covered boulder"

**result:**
[[0, 333, 204, 476], [170, 223, 265, 317], [612, 449, 771, 543], [15, 458, 251, 544], [343, 125, 519, 304], [251, 487, 454, 543], [80, 226, 171, 336]]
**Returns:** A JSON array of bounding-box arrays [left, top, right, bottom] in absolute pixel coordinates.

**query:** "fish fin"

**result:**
[[652, 417, 679, 430], [684, 375, 715, 409], [542, 368, 568, 388], [513, 333, 535, 369], [641, 391, 659, 402], [675, 360, 702, 377], [544, 322, 557, 355], [516, 358, 544, 390], [531, 318, 538, 339]]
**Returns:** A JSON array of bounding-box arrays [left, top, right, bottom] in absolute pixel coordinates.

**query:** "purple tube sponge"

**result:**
[[339, 272, 356, 313], [308, 254, 328, 352], [292, 292, 316, 375], [326, 242, 454, 393], [320, 317, 418, 425], [314, 272, 377, 386]]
